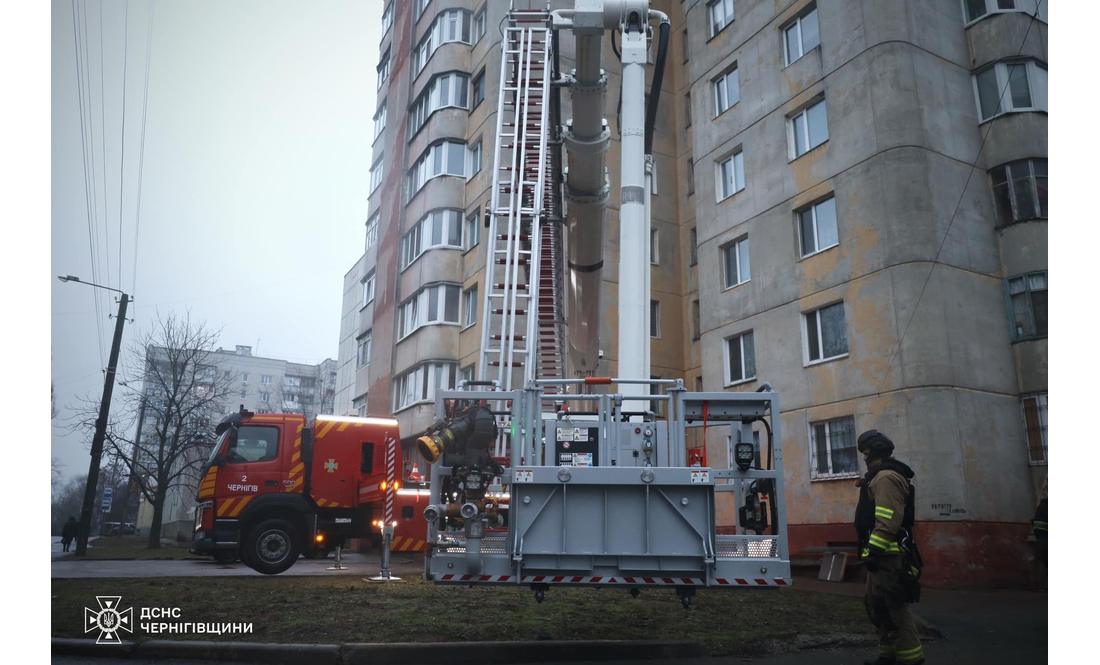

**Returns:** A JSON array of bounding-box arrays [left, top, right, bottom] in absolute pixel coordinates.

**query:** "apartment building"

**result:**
[[336, 0, 1047, 586]]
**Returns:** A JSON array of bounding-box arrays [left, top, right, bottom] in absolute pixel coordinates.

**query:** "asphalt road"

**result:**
[[51, 552, 425, 578]]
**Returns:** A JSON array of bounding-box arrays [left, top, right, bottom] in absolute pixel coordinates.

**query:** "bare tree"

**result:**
[[68, 312, 234, 548]]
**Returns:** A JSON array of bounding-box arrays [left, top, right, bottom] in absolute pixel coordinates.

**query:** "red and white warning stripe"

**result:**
[[434, 574, 791, 586], [383, 435, 396, 525]]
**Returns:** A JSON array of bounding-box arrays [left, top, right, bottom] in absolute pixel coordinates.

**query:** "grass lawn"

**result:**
[[74, 536, 198, 560], [52, 576, 890, 656]]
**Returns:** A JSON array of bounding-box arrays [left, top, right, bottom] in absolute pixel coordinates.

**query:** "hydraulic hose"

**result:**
[[643, 17, 671, 156]]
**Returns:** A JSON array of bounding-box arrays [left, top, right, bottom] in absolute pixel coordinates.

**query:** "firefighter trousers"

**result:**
[[865, 555, 924, 663]]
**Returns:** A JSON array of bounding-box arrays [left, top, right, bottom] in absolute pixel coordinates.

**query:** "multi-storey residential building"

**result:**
[[336, 0, 1047, 586], [138, 344, 336, 540]]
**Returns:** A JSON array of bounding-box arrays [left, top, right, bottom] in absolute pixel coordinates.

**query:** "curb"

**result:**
[[52, 638, 706, 663]]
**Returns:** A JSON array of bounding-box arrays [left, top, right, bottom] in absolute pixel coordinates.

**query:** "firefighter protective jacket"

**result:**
[[855, 458, 915, 557]]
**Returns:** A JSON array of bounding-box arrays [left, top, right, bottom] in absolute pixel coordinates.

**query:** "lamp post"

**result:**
[[58, 275, 130, 556]]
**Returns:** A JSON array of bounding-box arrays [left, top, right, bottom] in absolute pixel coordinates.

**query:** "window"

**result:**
[[809, 416, 858, 478], [261, 375, 272, 385], [373, 101, 386, 141], [716, 150, 745, 201], [474, 9, 486, 43], [398, 283, 462, 338], [392, 361, 458, 411], [798, 196, 839, 256], [463, 284, 478, 327], [413, 9, 473, 76], [685, 92, 692, 127], [407, 140, 467, 198], [461, 364, 476, 385], [377, 48, 390, 89], [689, 227, 698, 265], [240, 390, 247, 399], [789, 98, 828, 157], [713, 67, 739, 116], [973, 60, 1047, 121], [722, 236, 750, 288], [804, 302, 848, 363], [285, 376, 301, 388], [357, 330, 372, 367], [408, 72, 471, 138], [650, 300, 660, 338], [468, 140, 483, 178], [472, 71, 485, 108], [353, 395, 368, 417], [1005, 271, 1047, 340], [400, 209, 464, 269], [242, 372, 249, 383], [991, 159, 1047, 224], [692, 300, 701, 340], [682, 29, 689, 61], [414, 0, 432, 22], [360, 270, 376, 308], [381, 3, 394, 37], [226, 425, 278, 464], [465, 210, 481, 250], [365, 213, 380, 249], [725, 331, 756, 384], [650, 227, 659, 265], [783, 6, 820, 66], [259, 392, 269, 402], [708, 0, 735, 37], [1020, 392, 1047, 465], [963, 0, 1047, 25], [370, 156, 384, 193]]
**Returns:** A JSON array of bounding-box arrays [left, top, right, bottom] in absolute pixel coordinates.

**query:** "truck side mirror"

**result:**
[[301, 428, 314, 464]]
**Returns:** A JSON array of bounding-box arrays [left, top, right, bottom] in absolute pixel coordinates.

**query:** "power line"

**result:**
[[132, 0, 156, 298], [873, 1, 1044, 397], [71, 0, 106, 369], [118, 0, 130, 291]]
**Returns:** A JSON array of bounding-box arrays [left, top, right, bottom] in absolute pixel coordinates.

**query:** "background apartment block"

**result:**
[[336, 0, 1047, 586], [137, 344, 336, 540]]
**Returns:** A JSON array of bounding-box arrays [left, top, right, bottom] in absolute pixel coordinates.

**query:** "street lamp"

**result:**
[[58, 274, 131, 556]]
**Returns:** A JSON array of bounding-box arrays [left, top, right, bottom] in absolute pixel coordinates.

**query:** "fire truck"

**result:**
[[190, 409, 429, 574]]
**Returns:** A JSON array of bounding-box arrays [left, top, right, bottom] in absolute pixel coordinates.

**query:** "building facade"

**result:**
[[337, 0, 1047, 586], [139, 344, 336, 541]]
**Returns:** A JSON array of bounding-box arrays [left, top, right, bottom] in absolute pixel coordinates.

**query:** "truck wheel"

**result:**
[[244, 519, 301, 575], [213, 550, 239, 564]]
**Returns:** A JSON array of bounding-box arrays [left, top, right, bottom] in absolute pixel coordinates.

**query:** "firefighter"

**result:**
[[854, 429, 924, 665]]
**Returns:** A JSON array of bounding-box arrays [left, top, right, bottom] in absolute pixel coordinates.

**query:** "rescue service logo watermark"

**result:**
[[83, 597, 253, 643], [84, 596, 133, 644]]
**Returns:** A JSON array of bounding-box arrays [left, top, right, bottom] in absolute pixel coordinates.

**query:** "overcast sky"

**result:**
[[50, 0, 381, 480]]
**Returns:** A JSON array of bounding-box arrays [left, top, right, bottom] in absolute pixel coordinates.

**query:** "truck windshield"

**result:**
[[206, 431, 228, 466]]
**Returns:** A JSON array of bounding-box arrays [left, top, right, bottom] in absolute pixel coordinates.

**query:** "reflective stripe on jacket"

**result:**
[[865, 468, 909, 557]]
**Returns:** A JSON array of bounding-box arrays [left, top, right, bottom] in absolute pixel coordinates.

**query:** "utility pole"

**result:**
[[59, 275, 130, 556]]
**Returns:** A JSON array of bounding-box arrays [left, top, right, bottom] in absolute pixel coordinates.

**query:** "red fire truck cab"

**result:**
[[191, 408, 422, 574]]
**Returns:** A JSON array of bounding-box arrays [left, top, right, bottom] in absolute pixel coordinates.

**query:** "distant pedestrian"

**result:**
[[854, 430, 925, 665], [61, 516, 78, 552], [1032, 474, 1047, 565]]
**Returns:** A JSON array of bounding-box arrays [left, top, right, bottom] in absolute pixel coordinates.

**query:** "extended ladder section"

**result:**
[[480, 8, 566, 459]]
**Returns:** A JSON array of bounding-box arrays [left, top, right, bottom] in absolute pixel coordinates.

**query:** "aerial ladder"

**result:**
[[432, 1, 791, 607]]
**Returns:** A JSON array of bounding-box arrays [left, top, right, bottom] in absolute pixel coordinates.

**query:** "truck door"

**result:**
[[216, 423, 283, 519]]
